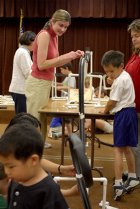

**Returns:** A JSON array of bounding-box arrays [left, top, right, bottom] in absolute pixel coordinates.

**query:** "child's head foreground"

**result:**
[[0, 123, 44, 183], [0, 125, 70, 208], [5, 112, 41, 132], [101, 50, 124, 79]]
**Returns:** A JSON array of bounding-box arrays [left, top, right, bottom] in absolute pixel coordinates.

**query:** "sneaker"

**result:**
[[113, 183, 127, 201], [48, 127, 62, 138], [124, 177, 140, 193], [52, 132, 62, 139], [44, 142, 52, 149]]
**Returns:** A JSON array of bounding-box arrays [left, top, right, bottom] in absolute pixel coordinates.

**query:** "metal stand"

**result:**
[[66, 133, 118, 209]]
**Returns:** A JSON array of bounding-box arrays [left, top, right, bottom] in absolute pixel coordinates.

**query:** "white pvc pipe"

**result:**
[[53, 176, 108, 209], [102, 74, 111, 90]]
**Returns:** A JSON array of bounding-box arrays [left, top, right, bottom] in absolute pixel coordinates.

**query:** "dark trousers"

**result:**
[[11, 92, 27, 114]]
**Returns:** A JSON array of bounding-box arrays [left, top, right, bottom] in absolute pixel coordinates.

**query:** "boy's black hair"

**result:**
[[0, 123, 44, 161], [101, 50, 124, 68], [5, 112, 41, 132], [19, 31, 36, 46], [59, 62, 73, 71]]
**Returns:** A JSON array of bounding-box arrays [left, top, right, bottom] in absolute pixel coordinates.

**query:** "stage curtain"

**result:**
[[0, 0, 139, 18]]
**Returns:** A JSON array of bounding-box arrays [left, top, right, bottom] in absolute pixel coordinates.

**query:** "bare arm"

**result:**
[[41, 159, 75, 176], [37, 32, 84, 71], [61, 185, 79, 197], [103, 100, 117, 114]]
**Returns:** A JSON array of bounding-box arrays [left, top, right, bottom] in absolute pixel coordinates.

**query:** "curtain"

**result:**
[[0, 0, 139, 18]]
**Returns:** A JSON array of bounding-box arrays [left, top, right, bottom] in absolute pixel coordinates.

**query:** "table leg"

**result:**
[[61, 118, 65, 165], [90, 118, 95, 169], [90, 118, 103, 177], [40, 113, 47, 141]]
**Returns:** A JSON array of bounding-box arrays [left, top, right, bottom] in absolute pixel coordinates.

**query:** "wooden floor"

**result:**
[[0, 124, 140, 209]]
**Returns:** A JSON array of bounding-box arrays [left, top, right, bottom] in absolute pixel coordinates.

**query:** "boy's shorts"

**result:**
[[114, 107, 138, 147]]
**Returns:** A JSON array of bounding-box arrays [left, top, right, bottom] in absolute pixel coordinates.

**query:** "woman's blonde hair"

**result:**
[[128, 19, 140, 54], [43, 9, 71, 29]]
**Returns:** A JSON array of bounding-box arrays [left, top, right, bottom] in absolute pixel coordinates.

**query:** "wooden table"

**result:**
[[0, 105, 15, 124], [39, 99, 114, 169]]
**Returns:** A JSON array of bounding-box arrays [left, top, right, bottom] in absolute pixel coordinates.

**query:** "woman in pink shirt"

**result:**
[[25, 9, 84, 148]]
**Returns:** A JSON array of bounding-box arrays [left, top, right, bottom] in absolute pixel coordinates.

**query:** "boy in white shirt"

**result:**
[[49, 63, 76, 138], [101, 50, 139, 200]]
